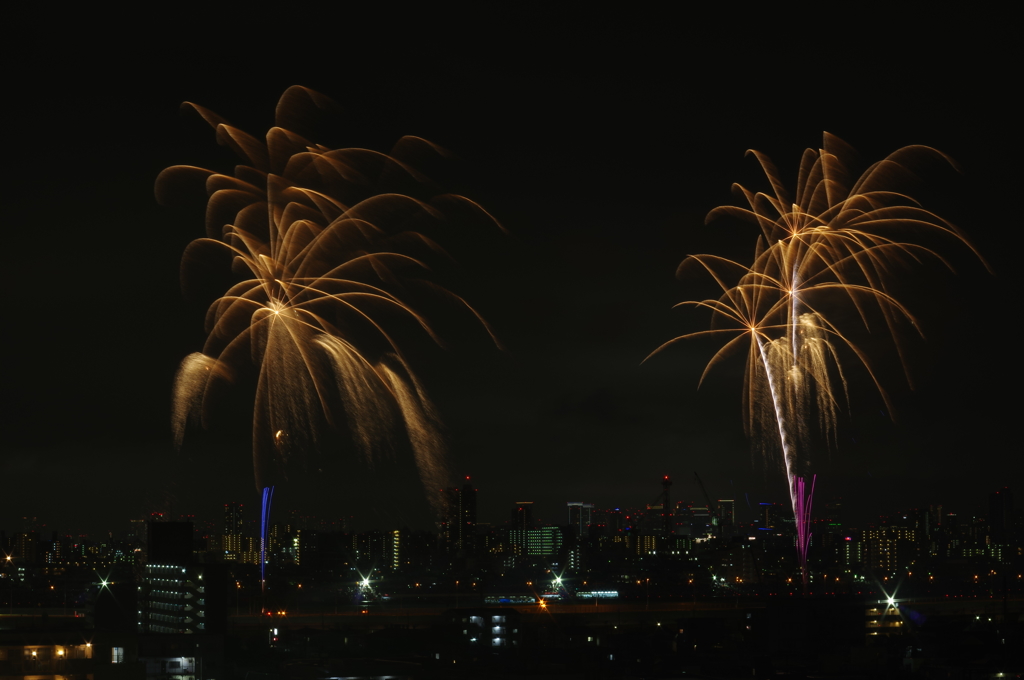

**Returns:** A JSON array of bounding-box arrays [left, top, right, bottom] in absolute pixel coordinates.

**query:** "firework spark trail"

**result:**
[[161, 86, 501, 515], [651, 133, 985, 590]]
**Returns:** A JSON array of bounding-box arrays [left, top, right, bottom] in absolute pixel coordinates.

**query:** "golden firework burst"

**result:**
[[161, 86, 500, 507]]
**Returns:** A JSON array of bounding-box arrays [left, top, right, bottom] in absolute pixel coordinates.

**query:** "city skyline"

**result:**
[[3, 17, 1016, 537], [2, 479, 1013, 548]]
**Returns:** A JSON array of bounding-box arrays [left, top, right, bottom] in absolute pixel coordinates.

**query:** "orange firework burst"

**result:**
[[160, 86, 500, 507]]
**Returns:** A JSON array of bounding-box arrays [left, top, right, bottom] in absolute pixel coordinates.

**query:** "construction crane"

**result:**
[[693, 472, 720, 537], [693, 472, 717, 515]]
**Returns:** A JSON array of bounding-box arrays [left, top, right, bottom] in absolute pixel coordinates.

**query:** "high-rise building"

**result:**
[[989, 486, 1013, 543], [511, 502, 534, 531], [692, 506, 712, 536], [138, 521, 226, 635], [566, 502, 594, 538], [221, 502, 245, 561], [12, 532, 40, 566], [672, 502, 694, 535], [843, 533, 864, 569], [606, 508, 624, 534], [508, 527, 563, 557], [822, 499, 843, 532], [223, 503, 244, 536], [660, 476, 674, 535], [926, 504, 943, 536], [442, 481, 477, 553], [643, 505, 666, 534], [137, 564, 223, 634], [759, 502, 781, 531], [863, 526, 917, 575], [390, 530, 401, 571], [717, 499, 736, 535]]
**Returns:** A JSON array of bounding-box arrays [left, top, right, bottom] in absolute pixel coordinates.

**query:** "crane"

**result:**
[[693, 472, 717, 515], [693, 472, 720, 537]]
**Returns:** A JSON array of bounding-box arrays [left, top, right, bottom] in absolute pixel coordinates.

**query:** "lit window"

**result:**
[[112, 647, 124, 663]]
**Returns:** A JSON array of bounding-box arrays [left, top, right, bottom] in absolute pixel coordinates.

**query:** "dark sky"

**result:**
[[3, 14, 1016, 536]]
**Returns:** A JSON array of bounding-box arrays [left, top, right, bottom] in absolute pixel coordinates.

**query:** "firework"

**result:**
[[651, 133, 983, 588], [161, 86, 500, 514]]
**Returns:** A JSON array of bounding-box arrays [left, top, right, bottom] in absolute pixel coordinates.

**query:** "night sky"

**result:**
[[4, 14, 1016, 536]]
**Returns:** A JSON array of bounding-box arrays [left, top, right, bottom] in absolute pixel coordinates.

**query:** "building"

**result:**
[[865, 600, 905, 638], [511, 502, 534, 531], [692, 505, 712, 536], [442, 481, 477, 554], [658, 476, 674, 535], [508, 527, 563, 558], [137, 563, 226, 635], [717, 499, 736, 535], [448, 608, 522, 650], [0, 630, 141, 678], [863, 526, 917, 576], [989, 486, 1013, 544], [221, 502, 244, 561], [137, 521, 226, 636], [223, 503, 244, 536], [11, 532, 40, 566], [843, 533, 864, 570], [672, 502, 693, 535], [606, 508, 624, 534], [760, 502, 780, 531], [566, 502, 594, 538]]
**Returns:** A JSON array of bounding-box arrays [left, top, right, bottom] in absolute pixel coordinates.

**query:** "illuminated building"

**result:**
[[606, 508, 624, 534], [672, 502, 693, 535], [843, 533, 864, 569], [220, 502, 244, 560], [0, 635, 136, 677], [390, 530, 401, 571], [691, 505, 712, 536], [12, 533, 39, 566], [223, 536, 261, 565], [635, 534, 658, 555], [449, 609, 522, 650], [138, 521, 226, 635], [822, 499, 843, 532], [566, 502, 593, 538], [508, 527, 563, 557], [759, 502, 779, 530], [137, 564, 224, 634], [717, 499, 736, 535], [353, 530, 388, 566], [44, 532, 62, 564], [865, 600, 904, 638], [442, 481, 477, 554], [511, 502, 534, 531], [863, 526, 916, 575]]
